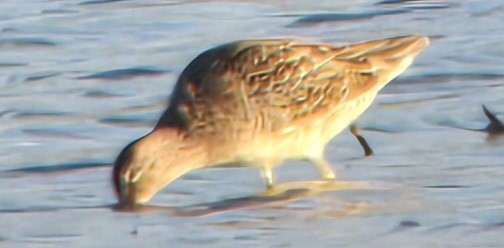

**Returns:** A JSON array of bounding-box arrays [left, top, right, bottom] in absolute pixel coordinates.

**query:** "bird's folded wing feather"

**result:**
[[163, 38, 406, 134]]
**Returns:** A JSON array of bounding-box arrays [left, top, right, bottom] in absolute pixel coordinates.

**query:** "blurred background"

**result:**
[[0, 0, 503, 247]]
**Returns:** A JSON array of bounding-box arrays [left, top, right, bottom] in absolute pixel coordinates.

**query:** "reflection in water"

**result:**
[[0, 180, 371, 218], [114, 180, 370, 217]]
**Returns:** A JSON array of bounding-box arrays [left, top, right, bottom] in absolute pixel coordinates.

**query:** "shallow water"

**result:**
[[1, 0, 503, 247]]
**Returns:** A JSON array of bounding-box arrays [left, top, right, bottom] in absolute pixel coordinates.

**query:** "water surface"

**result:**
[[1, 0, 503, 247]]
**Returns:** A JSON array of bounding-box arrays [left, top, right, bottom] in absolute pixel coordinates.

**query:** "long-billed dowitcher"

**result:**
[[113, 35, 429, 205]]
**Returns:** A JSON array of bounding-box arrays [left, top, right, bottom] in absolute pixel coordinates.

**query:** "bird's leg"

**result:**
[[350, 124, 374, 156], [259, 160, 282, 189], [260, 167, 274, 188], [309, 157, 337, 180]]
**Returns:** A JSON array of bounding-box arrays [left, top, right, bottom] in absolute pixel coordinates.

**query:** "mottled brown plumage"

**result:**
[[113, 35, 429, 205]]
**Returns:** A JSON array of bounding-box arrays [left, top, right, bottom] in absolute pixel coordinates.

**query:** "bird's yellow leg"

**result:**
[[259, 160, 282, 189], [261, 167, 274, 188], [309, 157, 337, 180]]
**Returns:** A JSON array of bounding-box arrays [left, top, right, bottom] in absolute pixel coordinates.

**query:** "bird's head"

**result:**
[[112, 128, 207, 206]]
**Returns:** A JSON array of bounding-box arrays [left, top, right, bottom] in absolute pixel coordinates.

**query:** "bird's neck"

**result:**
[[149, 127, 210, 172]]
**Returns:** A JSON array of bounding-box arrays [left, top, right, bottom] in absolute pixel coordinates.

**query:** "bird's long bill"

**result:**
[[116, 162, 197, 206], [119, 150, 204, 206]]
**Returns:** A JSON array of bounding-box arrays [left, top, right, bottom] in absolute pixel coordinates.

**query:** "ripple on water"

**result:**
[[99, 112, 159, 128], [397, 72, 504, 84], [78, 0, 128, 5], [22, 128, 91, 140], [11, 111, 74, 121], [24, 72, 61, 82], [82, 90, 128, 98], [287, 9, 410, 27], [18, 233, 82, 244], [0, 62, 28, 67], [375, 0, 456, 10], [423, 185, 470, 189], [41, 9, 80, 15], [1, 162, 109, 177], [0, 38, 58, 48], [399, 220, 421, 228], [76, 66, 170, 80]]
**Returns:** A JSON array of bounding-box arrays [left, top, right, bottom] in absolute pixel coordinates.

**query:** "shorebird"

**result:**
[[113, 35, 429, 205]]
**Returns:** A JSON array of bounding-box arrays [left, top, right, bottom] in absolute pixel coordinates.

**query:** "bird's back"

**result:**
[[158, 36, 427, 139]]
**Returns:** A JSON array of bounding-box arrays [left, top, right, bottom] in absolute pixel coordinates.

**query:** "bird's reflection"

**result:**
[[113, 180, 369, 217]]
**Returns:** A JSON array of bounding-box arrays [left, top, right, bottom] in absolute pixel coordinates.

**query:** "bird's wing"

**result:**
[[159, 36, 426, 134]]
